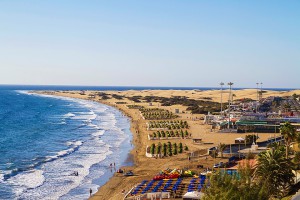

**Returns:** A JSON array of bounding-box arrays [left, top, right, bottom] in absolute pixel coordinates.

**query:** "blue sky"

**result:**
[[0, 1, 299, 88]]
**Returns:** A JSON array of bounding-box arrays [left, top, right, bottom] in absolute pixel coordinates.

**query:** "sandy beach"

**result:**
[[37, 89, 300, 200]]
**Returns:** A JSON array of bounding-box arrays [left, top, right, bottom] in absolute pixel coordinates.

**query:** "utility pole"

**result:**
[[227, 82, 233, 129], [260, 82, 263, 100], [220, 82, 224, 116], [256, 82, 259, 113]]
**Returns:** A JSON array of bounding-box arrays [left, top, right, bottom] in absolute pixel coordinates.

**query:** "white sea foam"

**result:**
[[88, 123, 101, 130], [18, 140, 112, 200], [92, 130, 105, 137], [63, 112, 75, 118], [45, 141, 83, 162], [11, 91, 132, 199], [7, 170, 45, 197], [0, 173, 4, 182], [66, 140, 83, 147], [72, 111, 97, 123]]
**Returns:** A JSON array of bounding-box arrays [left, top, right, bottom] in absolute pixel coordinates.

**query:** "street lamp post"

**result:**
[[220, 82, 224, 116], [260, 82, 263, 100], [256, 82, 259, 113], [227, 82, 234, 129]]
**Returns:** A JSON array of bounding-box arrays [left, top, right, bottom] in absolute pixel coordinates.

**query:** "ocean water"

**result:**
[[0, 90, 133, 199]]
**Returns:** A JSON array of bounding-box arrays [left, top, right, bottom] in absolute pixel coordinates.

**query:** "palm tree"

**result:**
[[218, 143, 227, 158], [280, 122, 297, 158], [254, 147, 294, 198], [203, 166, 268, 200], [232, 93, 236, 102]]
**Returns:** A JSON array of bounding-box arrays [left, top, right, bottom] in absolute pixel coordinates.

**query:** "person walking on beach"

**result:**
[[89, 188, 92, 197]]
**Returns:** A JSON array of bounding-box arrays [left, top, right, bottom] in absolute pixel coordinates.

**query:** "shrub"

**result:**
[[166, 131, 170, 137], [167, 142, 172, 156], [153, 132, 156, 138], [179, 142, 183, 153], [173, 143, 177, 155], [156, 143, 161, 154], [162, 143, 167, 157], [168, 146, 172, 156], [185, 130, 189, 137], [170, 130, 174, 137], [184, 145, 189, 151], [150, 143, 156, 155]]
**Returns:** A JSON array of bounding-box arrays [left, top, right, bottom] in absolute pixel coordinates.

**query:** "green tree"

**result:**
[[203, 171, 239, 200], [203, 165, 268, 200], [293, 151, 300, 170], [153, 132, 156, 138], [210, 149, 218, 158], [255, 147, 295, 198], [267, 142, 286, 155], [178, 142, 183, 153], [281, 122, 297, 158], [245, 134, 258, 144], [217, 143, 227, 158], [161, 130, 165, 137], [156, 142, 162, 155], [180, 129, 184, 137], [185, 130, 189, 137], [173, 143, 177, 155], [180, 130, 184, 138], [167, 142, 172, 156], [184, 145, 189, 151], [162, 143, 167, 157], [150, 143, 156, 155]]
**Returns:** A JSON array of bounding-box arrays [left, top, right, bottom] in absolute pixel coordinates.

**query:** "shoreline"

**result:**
[[89, 100, 143, 199], [31, 91, 137, 200], [34, 89, 297, 200]]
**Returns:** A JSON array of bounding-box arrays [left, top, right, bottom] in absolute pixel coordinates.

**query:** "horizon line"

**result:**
[[0, 84, 299, 90]]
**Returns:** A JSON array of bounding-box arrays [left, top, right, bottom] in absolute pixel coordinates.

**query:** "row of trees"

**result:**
[[148, 120, 188, 130], [127, 105, 144, 109], [152, 130, 190, 139], [141, 108, 178, 120], [150, 142, 188, 157]]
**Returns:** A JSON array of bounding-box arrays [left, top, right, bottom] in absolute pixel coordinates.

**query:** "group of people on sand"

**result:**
[[109, 162, 116, 167], [109, 162, 116, 172]]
